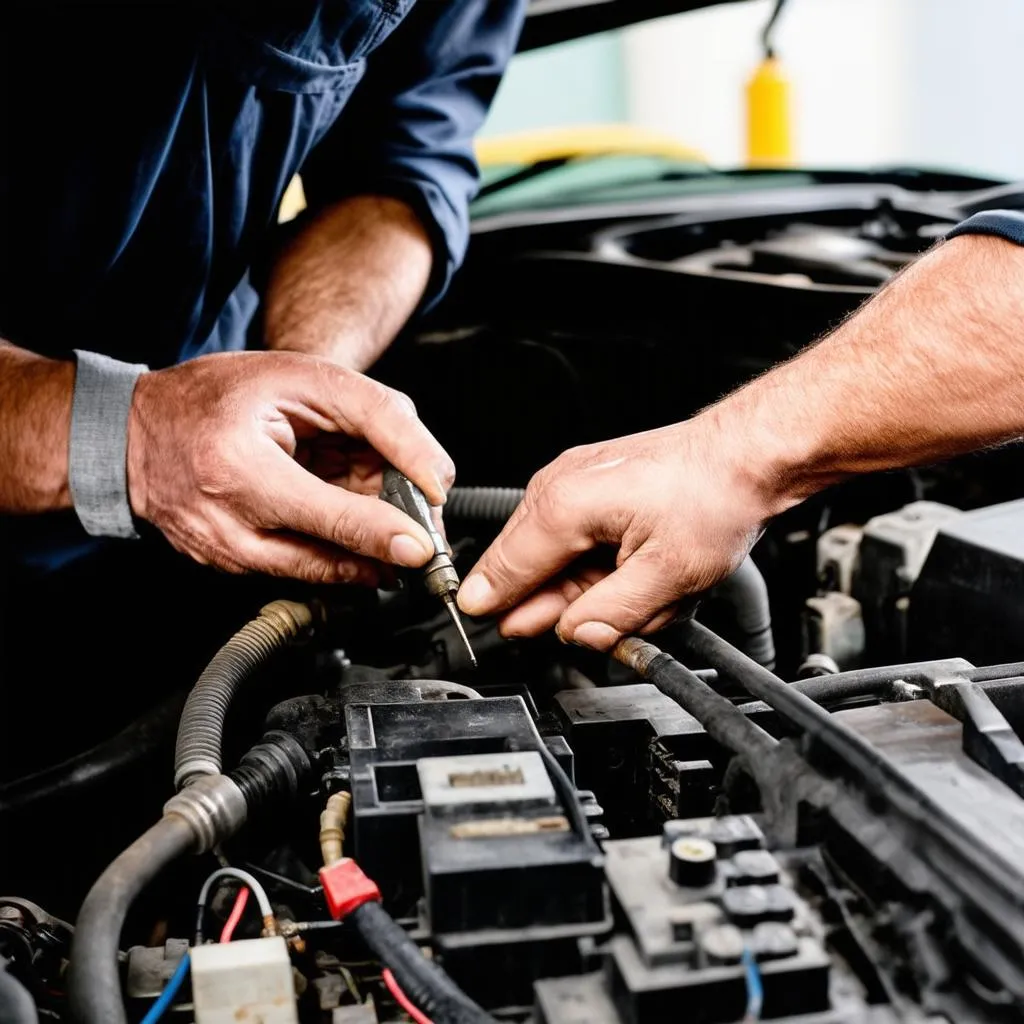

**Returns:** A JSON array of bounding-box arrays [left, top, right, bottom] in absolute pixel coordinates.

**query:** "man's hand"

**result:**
[[459, 233, 1024, 650], [127, 350, 455, 583], [457, 419, 774, 650]]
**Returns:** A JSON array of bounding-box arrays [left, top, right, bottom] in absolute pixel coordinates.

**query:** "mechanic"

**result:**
[[0, 2, 525, 579], [458, 217, 1024, 650], [0, 3, 521, 770]]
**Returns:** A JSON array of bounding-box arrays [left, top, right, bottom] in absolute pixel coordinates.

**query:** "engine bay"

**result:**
[[5, 181, 1024, 1023], [5, 483, 1024, 1023]]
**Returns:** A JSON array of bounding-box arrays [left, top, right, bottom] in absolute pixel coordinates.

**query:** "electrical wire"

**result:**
[[195, 867, 273, 944], [761, 0, 788, 58], [220, 887, 250, 943], [140, 953, 190, 1024], [383, 968, 433, 1024], [742, 948, 764, 1022]]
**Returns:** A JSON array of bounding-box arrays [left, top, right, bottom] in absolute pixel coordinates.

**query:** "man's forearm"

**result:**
[[0, 341, 74, 513], [709, 233, 1024, 515], [265, 194, 433, 372]]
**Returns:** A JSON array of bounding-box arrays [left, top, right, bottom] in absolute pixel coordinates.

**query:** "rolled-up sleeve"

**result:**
[[947, 210, 1024, 247], [302, 0, 526, 308]]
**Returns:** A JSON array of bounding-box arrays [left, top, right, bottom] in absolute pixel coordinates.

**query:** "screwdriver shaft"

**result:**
[[444, 594, 478, 668]]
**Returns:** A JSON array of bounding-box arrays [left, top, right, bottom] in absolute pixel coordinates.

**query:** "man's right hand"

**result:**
[[126, 351, 455, 584]]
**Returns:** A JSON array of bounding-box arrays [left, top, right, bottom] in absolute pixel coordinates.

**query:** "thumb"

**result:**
[[556, 548, 681, 651]]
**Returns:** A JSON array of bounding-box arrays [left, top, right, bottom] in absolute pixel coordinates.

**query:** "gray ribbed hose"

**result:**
[[446, 487, 775, 668], [445, 487, 525, 522], [174, 601, 315, 790]]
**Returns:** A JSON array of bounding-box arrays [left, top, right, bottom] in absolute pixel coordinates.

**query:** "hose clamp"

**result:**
[[163, 774, 247, 852]]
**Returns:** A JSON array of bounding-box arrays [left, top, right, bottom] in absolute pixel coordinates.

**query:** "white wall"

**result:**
[[482, 32, 626, 136], [623, 0, 1024, 179]]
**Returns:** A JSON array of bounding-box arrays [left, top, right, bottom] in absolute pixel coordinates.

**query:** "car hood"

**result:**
[[519, 0, 743, 51]]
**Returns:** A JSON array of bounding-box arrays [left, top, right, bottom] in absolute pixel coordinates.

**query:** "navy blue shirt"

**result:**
[[0, 1, 523, 568]]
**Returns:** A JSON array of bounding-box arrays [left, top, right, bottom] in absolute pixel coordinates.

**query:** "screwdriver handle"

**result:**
[[380, 467, 476, 667], [381, 466, 446, 558]]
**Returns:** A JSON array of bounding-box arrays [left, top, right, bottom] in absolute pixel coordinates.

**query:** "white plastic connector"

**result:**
[[190, 937, 298, 1024]]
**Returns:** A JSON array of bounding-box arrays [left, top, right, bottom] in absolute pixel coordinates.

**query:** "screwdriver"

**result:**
[[380, 466, 477, 668]]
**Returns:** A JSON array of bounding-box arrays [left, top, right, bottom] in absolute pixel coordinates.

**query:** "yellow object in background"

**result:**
[[475, 124, 706, 168], [746, 56, 793, 168], [278, 174, 307, 224]]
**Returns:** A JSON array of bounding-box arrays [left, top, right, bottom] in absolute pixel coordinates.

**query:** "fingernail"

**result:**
[[570, 622, 621, 650], [458, 574, 493, 615], [390, 533, 430, 567], [435, 464, 455, 500]]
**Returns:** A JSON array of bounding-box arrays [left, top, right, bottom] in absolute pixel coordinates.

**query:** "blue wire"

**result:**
[[141, 952, 190, 1024], [742, 947, 764, 1022]]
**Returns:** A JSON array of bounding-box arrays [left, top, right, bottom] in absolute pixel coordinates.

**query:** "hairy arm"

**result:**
[[264, 194, 432, 372], [0, 341, 74, 513], [460, 233, 1024, 647], [724, 233, 1024, 510]]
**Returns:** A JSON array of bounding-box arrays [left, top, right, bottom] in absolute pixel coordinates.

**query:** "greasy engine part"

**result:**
[[68, 731, 310, 1024], [11, 479, 1024, 1023], [9, 584, 1024, 1023], [670, 627, 1024, 1001]]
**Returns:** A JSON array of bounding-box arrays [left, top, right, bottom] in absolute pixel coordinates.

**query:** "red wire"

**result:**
[[382, 968, 433, 1024], [219, 886, 250, 943]]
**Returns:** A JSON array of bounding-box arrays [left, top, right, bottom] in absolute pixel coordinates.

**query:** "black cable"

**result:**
[[534, 736, 601, 854], [350, 902, 496, 1024], [969, 662, 1024, 683], [0, 693, 184, 817], [677, 620, 957, 804], [761, 0, 788, 59]]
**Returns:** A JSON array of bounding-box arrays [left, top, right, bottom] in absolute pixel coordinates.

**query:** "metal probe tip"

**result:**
[[443, 594, 477, 669]]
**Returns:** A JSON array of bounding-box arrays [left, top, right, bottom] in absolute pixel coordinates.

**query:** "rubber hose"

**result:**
[[68, 815, 195, 1024], [614, 638, 777, 765], [445, 487, 524, 522], [0, 970, 38, 1024], [791, 673, 889, 705], [712, 557, 776, 670], [351, 902, 497, 1024], [0, 692, 184, 817], [174, 601, 314, 790]]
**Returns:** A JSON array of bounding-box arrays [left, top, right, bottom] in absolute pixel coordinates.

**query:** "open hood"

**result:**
[[519, 0, 744, 51]]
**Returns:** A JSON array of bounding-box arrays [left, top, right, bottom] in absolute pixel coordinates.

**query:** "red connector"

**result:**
[[319, 858, 382, 921]]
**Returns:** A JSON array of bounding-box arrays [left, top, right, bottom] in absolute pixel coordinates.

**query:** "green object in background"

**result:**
[[472, 155, 818, 218], [481, 32, 627, 138]]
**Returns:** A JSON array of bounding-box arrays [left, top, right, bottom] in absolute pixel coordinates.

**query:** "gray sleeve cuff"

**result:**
[[69, 350, 149, 539]]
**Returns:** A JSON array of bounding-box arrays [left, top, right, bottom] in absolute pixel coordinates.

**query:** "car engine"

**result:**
[[4, 180, 1024, 1023]]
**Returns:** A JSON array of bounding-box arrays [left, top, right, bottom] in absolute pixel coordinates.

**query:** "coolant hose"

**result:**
[[713, 557, 776, 670], [174, 601, 315, 789], [445, 487, 524, 522], [351, 902, 497, 1024], [67, 816, 195, 1024], [0, 969, 38, 1024]]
